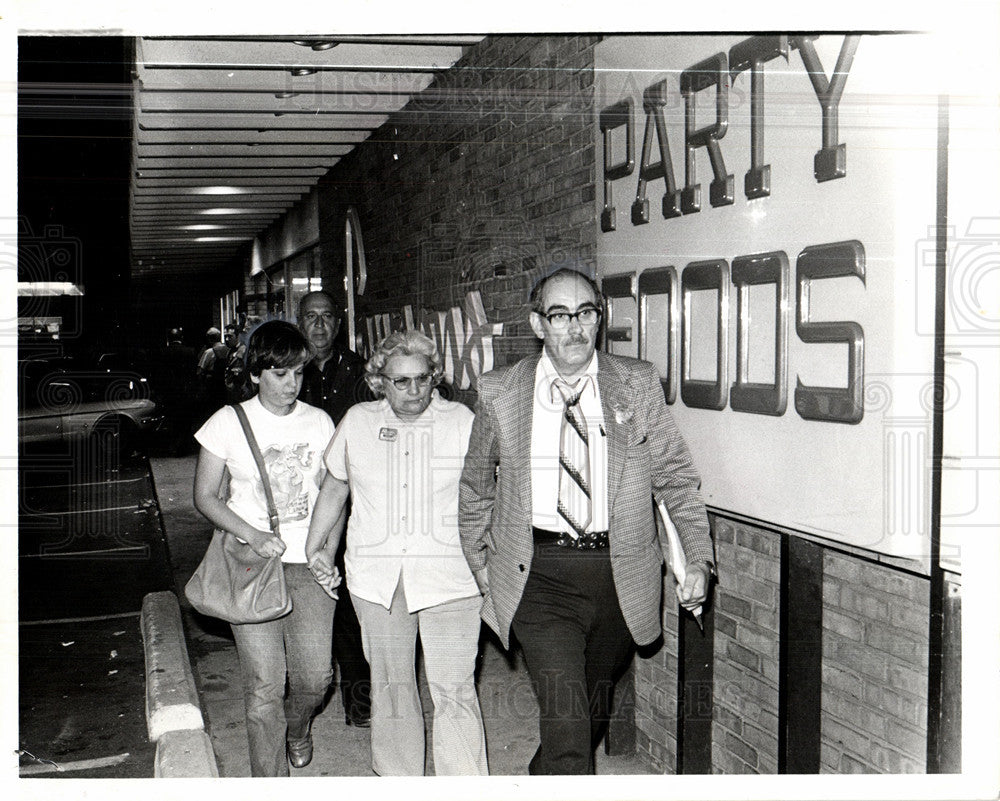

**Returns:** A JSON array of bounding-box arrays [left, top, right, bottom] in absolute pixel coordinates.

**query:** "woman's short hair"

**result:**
[[365, 330, 444, 396], [246, 320, 311, 377]]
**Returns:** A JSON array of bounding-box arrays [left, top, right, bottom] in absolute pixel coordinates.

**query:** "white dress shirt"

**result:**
[[530, 352, 609, 534]]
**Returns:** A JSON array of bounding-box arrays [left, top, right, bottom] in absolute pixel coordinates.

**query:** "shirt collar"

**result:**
[[536, 350, 599, 398], [378, 389, 442, 423]]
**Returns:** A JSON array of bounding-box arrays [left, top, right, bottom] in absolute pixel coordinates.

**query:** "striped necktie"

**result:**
[[552, 377, 592, 538]]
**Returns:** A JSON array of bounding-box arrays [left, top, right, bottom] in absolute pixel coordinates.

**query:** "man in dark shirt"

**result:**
[[223, 321, 251, 403], [296, 290, 371, 728], [157, 328, 198, 454], [195, 327, 230, 422]]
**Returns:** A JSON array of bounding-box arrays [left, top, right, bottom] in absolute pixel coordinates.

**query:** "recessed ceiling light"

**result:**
[[194, 236, 250, 242], [192, 186, 250, 195]]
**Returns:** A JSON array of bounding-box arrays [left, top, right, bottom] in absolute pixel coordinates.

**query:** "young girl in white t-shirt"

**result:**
[[193, 320, 335, 777]]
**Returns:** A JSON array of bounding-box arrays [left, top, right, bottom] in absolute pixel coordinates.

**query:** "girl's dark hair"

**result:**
[[246, 320, 310, 377]]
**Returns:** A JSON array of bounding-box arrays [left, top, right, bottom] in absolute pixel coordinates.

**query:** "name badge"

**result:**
[[379, 427, 398, 442]]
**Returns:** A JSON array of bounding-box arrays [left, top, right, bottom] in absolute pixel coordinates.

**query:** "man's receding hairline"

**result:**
[[298, 291, 335, 316], [539, 272, 597, 306]]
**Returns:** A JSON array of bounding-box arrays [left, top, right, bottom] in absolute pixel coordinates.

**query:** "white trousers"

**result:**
[[352, 580, 488, 776]]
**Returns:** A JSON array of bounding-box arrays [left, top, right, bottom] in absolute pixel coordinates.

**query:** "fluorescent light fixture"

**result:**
[[201, 208, 257, 215], [177, 224, 224, 230], [194, 236, 251, 242], [192, 186, 251, 195], [17, 282, 84, 297]]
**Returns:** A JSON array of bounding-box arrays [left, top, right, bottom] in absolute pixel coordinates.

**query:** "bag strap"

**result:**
[[231, 403, 281, 538]]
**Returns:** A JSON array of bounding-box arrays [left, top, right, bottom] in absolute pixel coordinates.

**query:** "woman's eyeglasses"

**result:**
[[381, 373, 434, 390]]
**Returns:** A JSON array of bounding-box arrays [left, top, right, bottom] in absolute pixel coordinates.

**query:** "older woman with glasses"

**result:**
[[305, 330, 488, 776]]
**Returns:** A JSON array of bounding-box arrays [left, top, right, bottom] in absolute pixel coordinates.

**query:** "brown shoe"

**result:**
[[287, 734, 313, 768]]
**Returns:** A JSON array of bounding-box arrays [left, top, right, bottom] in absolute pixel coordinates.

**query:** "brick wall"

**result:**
[[316, 35, 600, 376], [634, 594, 681, 771], [710, 517, 782, 774], [822, 552, 929, 773], [638, 514, 931, 774]]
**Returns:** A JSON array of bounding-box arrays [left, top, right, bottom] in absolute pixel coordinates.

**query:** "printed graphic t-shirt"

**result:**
[[196, 396, 335, 563]]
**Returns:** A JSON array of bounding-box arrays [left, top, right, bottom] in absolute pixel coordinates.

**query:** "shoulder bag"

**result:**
[[184, 403, 292, 623]]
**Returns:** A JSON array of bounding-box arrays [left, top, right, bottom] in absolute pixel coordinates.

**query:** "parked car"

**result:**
[[18, 357, 163, 454]]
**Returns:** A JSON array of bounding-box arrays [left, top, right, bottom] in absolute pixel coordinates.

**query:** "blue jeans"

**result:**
[[230, 563, 335, 777]]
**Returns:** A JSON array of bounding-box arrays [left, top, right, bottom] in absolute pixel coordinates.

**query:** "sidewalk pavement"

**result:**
[[150, 454, 655, 777], [18, 453, 173, 779]]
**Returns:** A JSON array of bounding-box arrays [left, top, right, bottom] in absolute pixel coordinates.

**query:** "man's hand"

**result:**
[[473, 567, 490, 596], [676, 560, 712, 611], [307, 550, 342, 600]]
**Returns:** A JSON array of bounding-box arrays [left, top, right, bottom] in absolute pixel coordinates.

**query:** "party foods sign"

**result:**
[[594, 35, 940, 564]]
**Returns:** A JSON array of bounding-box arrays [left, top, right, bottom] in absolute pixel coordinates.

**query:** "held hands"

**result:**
[[675, 560, 711, 611], [248, 530, 286, 559], [307, 550, 343, 600]]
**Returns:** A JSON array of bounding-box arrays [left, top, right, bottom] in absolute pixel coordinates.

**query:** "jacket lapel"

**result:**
[[597, 353, 632, 508], [492, 354, 540, 509]]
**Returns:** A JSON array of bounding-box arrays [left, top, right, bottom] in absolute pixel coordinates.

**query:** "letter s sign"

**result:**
[[794, 240, 866, 424]]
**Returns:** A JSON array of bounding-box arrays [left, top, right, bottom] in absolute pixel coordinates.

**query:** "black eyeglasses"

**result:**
[[381, 373, 434, 390], [539, 306, 602, 329]]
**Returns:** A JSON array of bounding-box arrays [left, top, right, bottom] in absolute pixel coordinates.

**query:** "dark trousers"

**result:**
[[333, 534, 370, 721], [333, 574, 371, 719], [511, 544, 634, 775]]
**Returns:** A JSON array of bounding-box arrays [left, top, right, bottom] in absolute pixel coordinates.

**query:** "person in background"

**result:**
[[306, 330, 488, 776], [192, 320, 336, 776], [155, 327, 198, 454], [459, 268, 715, 774], [196, 326, 230, 420], [296, 291, 371, 729], [224, 320, 252, 404]]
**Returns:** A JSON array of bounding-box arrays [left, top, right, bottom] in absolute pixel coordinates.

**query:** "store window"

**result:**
[[268, 266, 287, 318], [221, 244, 322, 327], [246, 273, 268, 319], [288, 247, 323, 321], [237, 243, 323, 323], [218, 289, 240, 328]]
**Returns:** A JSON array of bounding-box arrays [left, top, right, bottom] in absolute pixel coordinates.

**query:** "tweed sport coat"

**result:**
[[459, 351, 715, 649]]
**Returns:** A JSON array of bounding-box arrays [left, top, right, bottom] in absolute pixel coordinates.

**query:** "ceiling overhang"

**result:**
[[129, 35, 483, 277]]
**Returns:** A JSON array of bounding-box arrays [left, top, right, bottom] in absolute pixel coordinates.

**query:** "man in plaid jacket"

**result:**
[[459, 268, 715, 774]]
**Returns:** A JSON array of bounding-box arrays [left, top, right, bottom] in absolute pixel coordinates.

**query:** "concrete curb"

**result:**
[[154, 729, 220, 778], [141, 590, 218, 777]]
